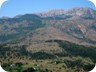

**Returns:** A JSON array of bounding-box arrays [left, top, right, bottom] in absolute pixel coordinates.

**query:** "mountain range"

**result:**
[[0, 7, 96, 46], [0, 8, 96, 72]]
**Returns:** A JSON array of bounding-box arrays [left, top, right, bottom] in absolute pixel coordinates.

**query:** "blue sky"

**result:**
[[0, 0, 95, 17]]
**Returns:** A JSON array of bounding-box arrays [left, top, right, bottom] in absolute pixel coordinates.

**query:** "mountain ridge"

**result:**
[[0, 7, 96, 46], [34, 7, 96, 18]]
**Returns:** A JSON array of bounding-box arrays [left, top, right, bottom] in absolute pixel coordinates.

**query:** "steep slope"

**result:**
[[0, 14, 45, 43], [36, 7, 96, 19], [0, 8, 96, 72], [0, 7, 96, 46]]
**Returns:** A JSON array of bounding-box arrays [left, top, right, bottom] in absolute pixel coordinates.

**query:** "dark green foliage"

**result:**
[[23, 67, 35, 72], [0, 34, 20, 41], [64, 57, 95, 71], [55, 52, 71, 57], [83, 64, 95, 71], [0, 44, 55, 60], [0, 44, 11, 58], [29, 52, 56, 59], [15, 62, 23, 67], [1, 63, 10, 68], [46, 40, 96, 62]]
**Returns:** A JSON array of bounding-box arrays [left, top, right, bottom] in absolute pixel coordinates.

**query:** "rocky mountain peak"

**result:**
[[35, 7, 96, 18], [66, 7, 96, 18], [35, 9, 65, 17]]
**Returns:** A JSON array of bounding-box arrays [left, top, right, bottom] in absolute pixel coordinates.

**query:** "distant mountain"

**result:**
[[0, 8, 96, 72], [0, 7, 96, 46], [35, 9, 65, 17], [36, 7, 96, 19]]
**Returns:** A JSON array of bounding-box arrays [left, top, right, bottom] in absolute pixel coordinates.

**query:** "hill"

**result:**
[[0, 7, 96, 72]]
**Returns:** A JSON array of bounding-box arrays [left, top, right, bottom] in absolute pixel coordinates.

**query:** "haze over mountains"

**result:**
[[0, 8, 96, 72], [0, 7, 96, 46], [36, 7, 96, 18]]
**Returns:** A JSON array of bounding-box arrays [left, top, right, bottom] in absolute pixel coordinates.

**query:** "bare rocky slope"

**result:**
[[0, 7, 96, 46], [0, 8, 96, 70]]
